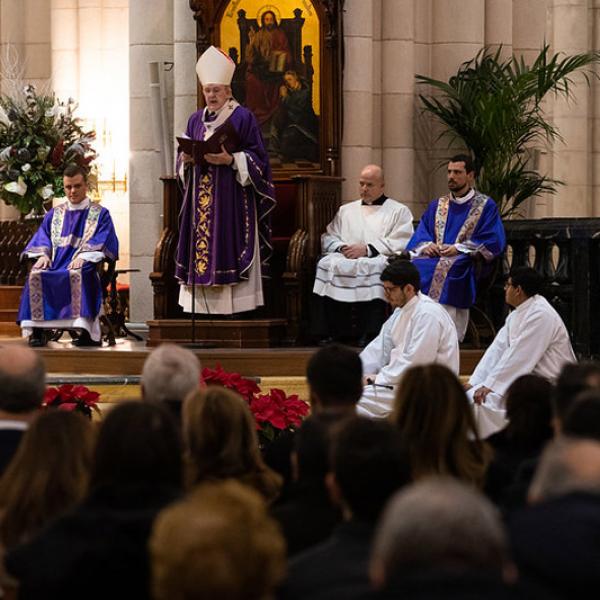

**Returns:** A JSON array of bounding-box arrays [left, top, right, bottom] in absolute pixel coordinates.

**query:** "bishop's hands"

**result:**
[[204, 144, 234, 167], [421, 243, 459, 257], [472, 386, 493, 405], [341, 244, 368, 259], [32, 256, 51, 270]]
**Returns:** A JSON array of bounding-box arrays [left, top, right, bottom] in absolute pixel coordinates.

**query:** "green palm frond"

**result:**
[[417, 44, 599, 217]]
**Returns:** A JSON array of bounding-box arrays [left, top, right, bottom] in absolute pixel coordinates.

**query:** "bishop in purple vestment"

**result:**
[[175, 46, 275, 315], [17, 166, 119, 347]]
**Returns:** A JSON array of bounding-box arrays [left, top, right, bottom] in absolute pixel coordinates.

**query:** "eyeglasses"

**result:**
[[504, 281, 514, 289], [383, 285, 401, 294]]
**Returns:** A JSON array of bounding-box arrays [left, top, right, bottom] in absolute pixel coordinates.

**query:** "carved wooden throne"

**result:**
[[148, 0, 345, 348]]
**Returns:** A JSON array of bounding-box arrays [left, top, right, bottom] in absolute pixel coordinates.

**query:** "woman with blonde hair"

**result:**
[[183, 386, 282, 503], [391, 364, 490, 487]]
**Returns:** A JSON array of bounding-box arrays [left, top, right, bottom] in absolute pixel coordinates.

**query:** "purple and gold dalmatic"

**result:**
[[406, 193, 506, 308], [17, 203, 119, 324], [174, 105, 275, 288]]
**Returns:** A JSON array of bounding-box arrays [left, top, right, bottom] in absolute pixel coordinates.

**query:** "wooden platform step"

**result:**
[[0, 339, 485, 379], [147, 318, 288, 348]]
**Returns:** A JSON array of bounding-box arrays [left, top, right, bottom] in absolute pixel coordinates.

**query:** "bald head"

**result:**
[[359, 164, 385, 204], [0, 345, 46, 413], [529, 438, 600, 503]]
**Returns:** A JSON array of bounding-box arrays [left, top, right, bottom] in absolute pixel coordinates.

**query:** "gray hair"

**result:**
[[141, 344, 201, 404], [528, 437, 600, 503], [371, 477, 508, 584]]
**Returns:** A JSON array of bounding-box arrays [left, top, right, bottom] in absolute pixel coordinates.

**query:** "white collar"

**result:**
[[450, 188, 475, 204], [514, 295, 536, 313], [0, 419, 28, 431], [67, 197, 91, 211]]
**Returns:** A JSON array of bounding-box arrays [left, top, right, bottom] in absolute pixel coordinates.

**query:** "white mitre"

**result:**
[[195, 46, 235, 85]]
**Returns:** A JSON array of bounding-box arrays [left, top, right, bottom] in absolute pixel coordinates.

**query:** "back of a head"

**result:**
[[91, 401, 182, 491], [509, 266, 543, 298], [554, 362, 600, 426], [528, 437, 600, 503], [372, 477, 508, 585], [380, 257, 420, 292], [293, 415, 334, 484], [150, 479, 286, 600], [183, 387, 280, 500], [392, 364, 486, 485], [0, 410, 94, 547], [141, 344, 200, 405], [0, 346, 46, 413], [330, 416, 409, 522], [306, 344, 362, 409], [563, 390, 600, 442], [504, 374, 553, 447]]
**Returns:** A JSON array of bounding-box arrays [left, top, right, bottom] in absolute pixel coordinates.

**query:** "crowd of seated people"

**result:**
[[2, 338, 600, 599]]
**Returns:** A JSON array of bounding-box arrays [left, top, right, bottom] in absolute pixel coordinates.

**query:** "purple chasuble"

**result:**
[[174, 104, 275, 287], [17, 202, 119, 323]]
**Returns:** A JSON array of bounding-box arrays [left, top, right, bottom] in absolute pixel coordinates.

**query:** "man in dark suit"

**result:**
[[0, 345, 46, 474]]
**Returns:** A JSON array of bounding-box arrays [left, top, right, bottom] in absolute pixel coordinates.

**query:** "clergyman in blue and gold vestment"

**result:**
[[406, 154, 506, 341], [17, 165, 118, 347], [175, 46, 275, 315]]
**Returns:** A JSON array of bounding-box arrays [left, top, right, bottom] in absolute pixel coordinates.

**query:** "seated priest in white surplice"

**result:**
[[357, 258, 459, 419], [466, 266, 577, 438], [312, 164, 413, 347]]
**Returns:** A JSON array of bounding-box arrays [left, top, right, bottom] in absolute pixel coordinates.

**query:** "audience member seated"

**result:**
[[484, 375, 554, 507], [17, 165, 119, 348], [271, 416, 342, 557], [390, 364, 490, 488], [406, 154, 506, 341], [5, 402, 182, 600], [141, 343, 201, 425], [503, 362, 600, 511], [562, 390, 600, 441], [0, 411, 93, 595], [369, 477, 530, 599], [509, 438, 600, 598], [282, 417, 410, 600], [466, 266, 576, 438], [183, 386, 282, 503], [150, 480, 286, 600], [265, 343, 362, 499], [312, 164, 413, 346], [357, 259, 459, 419], [0, 346, 46, 476]]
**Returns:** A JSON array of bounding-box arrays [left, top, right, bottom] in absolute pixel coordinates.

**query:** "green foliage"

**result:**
[[0, 85, 97, 215], [417, 45, 600, 217]]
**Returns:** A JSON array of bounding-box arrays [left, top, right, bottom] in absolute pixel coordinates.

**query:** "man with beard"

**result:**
[[406, 154, 506, 341], [244, 10, 292, 127]]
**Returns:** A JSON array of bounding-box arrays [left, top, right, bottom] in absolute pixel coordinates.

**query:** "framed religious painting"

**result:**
[[188, 0, 344, 177]]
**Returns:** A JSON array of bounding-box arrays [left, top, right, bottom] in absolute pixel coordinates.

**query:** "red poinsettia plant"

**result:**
[[43, 384, 101, 420], [201, 363, 310, 447]]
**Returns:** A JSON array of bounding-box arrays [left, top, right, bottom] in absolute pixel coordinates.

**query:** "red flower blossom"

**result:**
[[50, 139, 64, 167], [201, 363, 260, 403], [43, 384, 101, 419]]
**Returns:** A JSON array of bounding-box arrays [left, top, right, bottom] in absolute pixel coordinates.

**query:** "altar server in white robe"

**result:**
[[312, 164, 414, 345], [466, 266, 576, 438], [357, 258, 459, 418]]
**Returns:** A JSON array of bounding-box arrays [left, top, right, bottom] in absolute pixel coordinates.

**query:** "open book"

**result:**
[[177, 119, 241, 169]]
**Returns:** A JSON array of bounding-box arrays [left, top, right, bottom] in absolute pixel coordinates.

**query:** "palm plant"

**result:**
[[417, 45, 600, 217]]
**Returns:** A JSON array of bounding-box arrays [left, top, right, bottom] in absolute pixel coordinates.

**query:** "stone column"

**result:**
[[420, 0, 484, 204], [484, 0, 512, 53], [547, 0, 591, 217], [591, 0, 600, 215], [173, 0, 196, 148], [381, 0, 415, 211], [51, 0, 79, 101], [341, 0, 380, 201], [129, 0, 173, 322]]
